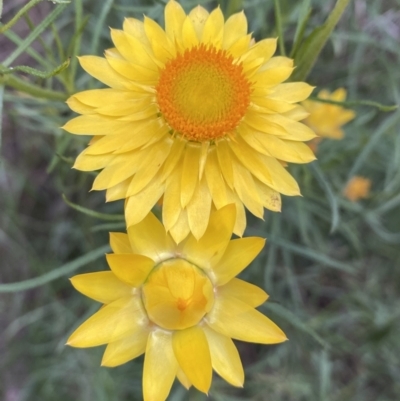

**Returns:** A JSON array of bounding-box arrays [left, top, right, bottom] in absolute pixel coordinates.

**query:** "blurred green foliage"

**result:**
[[1, 0, 399, 400]]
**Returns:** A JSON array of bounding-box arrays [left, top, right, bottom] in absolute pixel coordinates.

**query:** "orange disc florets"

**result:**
[[156, 44, 252, 142]]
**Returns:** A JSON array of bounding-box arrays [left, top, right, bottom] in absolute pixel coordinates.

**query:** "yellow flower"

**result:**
[[343, 176, 371, 201], [302, 88, 356, 140], [67, 205, 286, 401], [63, 0, 316, 243]]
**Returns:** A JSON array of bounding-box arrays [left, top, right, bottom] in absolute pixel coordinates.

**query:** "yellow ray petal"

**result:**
[[78, 56, 134, 89], [270, 82, 315, 103], [206, 296, 287, 344], [165, 0, 186, 42], [126, 138, 172, 196], [254, 178, 282, 212], [67, 295, 147, 347], [143, 329, 178, 401], [70, 272, 132, 304], [186, 176, 212, 240], [182, 16, 199, 49], [181, 143, 200, 208], [223, 11, 247, 50], [181, 204, 235, 274], [109, 232, 132, 254], [228, 34, 252, 58], [204, 148, 228, 209], [84, 133, 133, 155], [62, 115, 128, 136], [218, 278, 268, 307], [225, 186, 247, 237], [102, 328, 149, 367], [106, 253, 155, 287], [242, 38, 277, 63], [253, 66, 294, 87], [73, 150, 116, 171], [127, 211, 175, 262], [172, 326, 212, 394], [144, 16, 175, 63], [232, 159, 264, 218], [123, 18, 150, 45], [189, 5, 209, 40], [169, 208, 190, 244], [70, 89, 137, 108], [203, 325, 244, 387], [106, 178, 130, 201], [176, 369, 192, 389], [163, 161, 183, 232], [202, 6, 224, 47], [216, 140, 234, 189], [125, 173, 165, 227], [66, 97, 95, 114], [213, 237, 265, 285]]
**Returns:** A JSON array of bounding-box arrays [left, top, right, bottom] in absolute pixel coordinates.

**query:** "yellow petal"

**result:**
[[254, 178, 282, 212], [66, 97, 95, 114], [70, 272, 132, 304], [106, 178, 130, 201], [181, 16, 199, 49], [176, 369, 192, 389], [181, 204, 236, 274], [181, 143, 200, 208], [218, 278, 268, 307], [202, 6, 224, 47], [125, 174, 165, 227], [123, 18, 149, 45], [213, 237, 265, 285], [204, 147, 229, 209], [144, 16, 175, 63], [228, 34, 252, 58], [84, 133, 132, 155], [102, 328, 149, 367], [206, 296, 287, 344], [216, 140, 234, 189], [73, 149, 116, 171], [143, 329, 178, 401], [172, 326, 212, 393], [203, 325, 244, 387], [186, 175, 212, 240], [62, 115, 128, 136], [223, 11, 247, 50], [165, 0, 186, 42], [106, 253, 155, 287], [270, 82, 315, 103], [253, 65, 294, 87], [78, 56, 134, 89], [127, 211, 175, 262], [189, 5, 209, 40], [126, 138, 172, 196], [109, 232, 132, 254], [225, 186, 247, 236], [242, 38, 277, 63], [67, 295, 147, 347], [71, 88, 138, 107], [169, 208, 190, 244], [232, 159, 264, 218], [163, 160, 183, 232]]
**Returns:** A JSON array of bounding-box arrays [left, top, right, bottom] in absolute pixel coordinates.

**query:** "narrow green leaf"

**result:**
[[264, 302, 329, 348], [310, 163, 340, 233], [0, 85, 4, 165], [273, 0, 286, 56], [308, 96, 398, 112], [269, 236, 355, 273], [3, 3, 69, 67], [348, 111, 400, 178], [0, 59, 70, 79], [291, 5, 312, 58], [292, 0, 351, 81], [0, 0, 42, 34], [62, 194, 125, 221], [0, 244, 110, 293], [91, 0, 114, 54]]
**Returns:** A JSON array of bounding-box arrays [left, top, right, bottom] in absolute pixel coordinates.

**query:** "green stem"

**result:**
[[0, 74, 67, 101], [274, 0, 286, 56], [0, 0, 42, 34]]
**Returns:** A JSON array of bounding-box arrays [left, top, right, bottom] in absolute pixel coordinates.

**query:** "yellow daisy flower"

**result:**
[[63, 0, 316, 243], [67, 205, 287, 401], [302, 88, 356, 140], [343, 176, 371, 202]]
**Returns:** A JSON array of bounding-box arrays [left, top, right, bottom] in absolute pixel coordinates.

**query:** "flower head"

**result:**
[[67, 205, 286, 401], [343, 176, 371, 201], [63, 0, 316, 243], [302, 88, 356, 140]]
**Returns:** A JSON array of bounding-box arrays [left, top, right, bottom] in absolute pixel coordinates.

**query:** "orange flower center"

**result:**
[[142, 259, 214, 331], [156, 44, 252, 142]]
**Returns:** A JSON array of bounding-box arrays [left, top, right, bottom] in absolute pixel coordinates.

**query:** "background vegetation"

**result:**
[[1, 0, 399, 400]]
